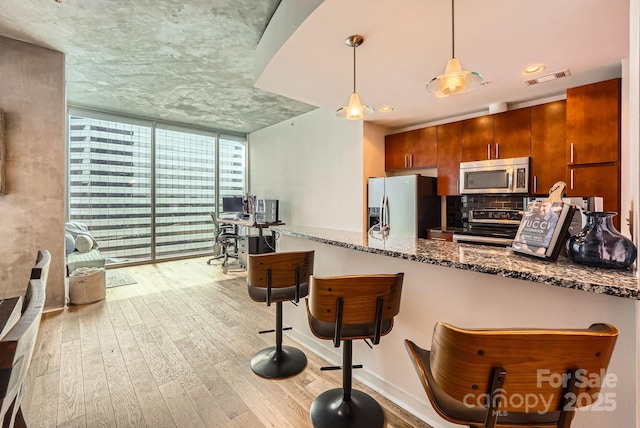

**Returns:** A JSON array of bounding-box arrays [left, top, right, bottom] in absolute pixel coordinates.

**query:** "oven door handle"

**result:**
[[453, 234, 514, 246]]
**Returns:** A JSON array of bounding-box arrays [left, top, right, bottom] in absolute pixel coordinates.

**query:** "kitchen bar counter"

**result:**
[[273, 225, 639, 427], [274, 225, 639, 299]]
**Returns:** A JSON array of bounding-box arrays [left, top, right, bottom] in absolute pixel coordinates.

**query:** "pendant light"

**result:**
[[336, 35, 374, 120], [426, 0, 483, 97]]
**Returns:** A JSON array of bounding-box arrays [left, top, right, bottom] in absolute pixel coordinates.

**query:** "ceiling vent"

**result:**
[[524, 69, 571, 86]]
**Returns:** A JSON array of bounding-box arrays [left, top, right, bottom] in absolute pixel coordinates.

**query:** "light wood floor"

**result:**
[[22, 257, 432, 428]]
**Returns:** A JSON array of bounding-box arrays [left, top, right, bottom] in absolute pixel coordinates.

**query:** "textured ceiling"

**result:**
[[0, 0, 315, 134], [0, 0, 631, 135]]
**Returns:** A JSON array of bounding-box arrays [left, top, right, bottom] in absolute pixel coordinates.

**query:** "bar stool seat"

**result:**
[[405, 322, 619, 428], [247, 250, 314, 379], [306, 273, 404, 428]]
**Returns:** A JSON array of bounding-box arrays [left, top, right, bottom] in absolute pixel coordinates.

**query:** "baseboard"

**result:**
[[43, 305, 66, 314]]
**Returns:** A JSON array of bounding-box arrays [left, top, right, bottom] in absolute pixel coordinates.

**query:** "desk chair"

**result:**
[[0, 250, 50, 428], [247, 250, 314, 378], [405, 322, 618, 428], [306, 273, 404, 428], [207, 212, 239, 267]]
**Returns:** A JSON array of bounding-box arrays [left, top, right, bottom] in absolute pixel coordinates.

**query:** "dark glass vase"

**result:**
[[566, 212, 637, 269]]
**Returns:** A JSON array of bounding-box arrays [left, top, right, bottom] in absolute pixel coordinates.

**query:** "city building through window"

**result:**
[[68, 109, 246, 264]]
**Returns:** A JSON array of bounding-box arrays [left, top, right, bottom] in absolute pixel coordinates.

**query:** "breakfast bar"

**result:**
[[273, 225, 639, 428]]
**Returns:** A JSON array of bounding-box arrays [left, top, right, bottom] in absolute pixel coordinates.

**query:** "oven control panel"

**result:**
[[469, 209, 523, 224]]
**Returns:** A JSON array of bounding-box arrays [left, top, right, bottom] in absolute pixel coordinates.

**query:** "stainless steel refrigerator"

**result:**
[[367, 175, 441, 239]]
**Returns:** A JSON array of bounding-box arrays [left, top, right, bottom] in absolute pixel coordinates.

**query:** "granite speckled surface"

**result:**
[[275, 225, 640, 300]]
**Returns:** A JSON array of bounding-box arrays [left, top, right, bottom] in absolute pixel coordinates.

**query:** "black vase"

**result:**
[[566, 212, 637, 269]]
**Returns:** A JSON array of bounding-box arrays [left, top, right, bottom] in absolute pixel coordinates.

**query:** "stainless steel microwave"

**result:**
[[459, 157, 530, 194]]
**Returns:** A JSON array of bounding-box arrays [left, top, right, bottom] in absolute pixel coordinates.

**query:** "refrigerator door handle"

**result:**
[[383, 195, 390, 230]]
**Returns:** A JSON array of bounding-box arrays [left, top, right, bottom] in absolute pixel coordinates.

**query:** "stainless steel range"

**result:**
[[453, 209, 523, 246]]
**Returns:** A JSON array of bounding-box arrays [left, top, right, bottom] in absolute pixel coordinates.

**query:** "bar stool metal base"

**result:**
[[250, 345, 307, 379], [309, 389, 384, 428]]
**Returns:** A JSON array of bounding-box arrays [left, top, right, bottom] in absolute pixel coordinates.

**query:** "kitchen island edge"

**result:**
[[274, 225, 639, 300]]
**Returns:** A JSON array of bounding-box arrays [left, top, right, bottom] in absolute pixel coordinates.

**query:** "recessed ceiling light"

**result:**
[[522, 65, 546, 75], [379, 106, 394, 113]]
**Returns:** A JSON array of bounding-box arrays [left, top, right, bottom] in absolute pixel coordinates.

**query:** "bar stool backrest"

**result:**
[[247, 251, 314, 305], [428, 322, 618, 413], [406, 321, 619, 428], [308, 274, 403, 325]]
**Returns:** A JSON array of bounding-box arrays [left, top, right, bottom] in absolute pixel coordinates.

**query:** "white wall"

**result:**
[[0, 37, 66, 310], [248, 108, 365, 232]]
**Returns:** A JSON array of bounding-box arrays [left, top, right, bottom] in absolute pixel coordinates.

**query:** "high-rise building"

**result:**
[[68, 114, 246, 263]]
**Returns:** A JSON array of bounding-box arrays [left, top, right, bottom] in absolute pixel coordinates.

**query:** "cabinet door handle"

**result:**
[[495, 143, 499, 159], [457, 179, 460, 194], [533, 175, 537, 193], [409, 154, 413, 167], [431, 237, 447, 241], [570, 169, 575, 189], [404, 155, 407, 168], [570, 143, 574, 163], [487, 144, 491, 159]]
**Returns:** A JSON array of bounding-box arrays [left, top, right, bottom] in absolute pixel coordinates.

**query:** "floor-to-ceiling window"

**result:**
[[67, 108, 246, 264]]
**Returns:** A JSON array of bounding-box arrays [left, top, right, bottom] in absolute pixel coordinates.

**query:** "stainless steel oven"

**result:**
[[453, 209, 523, 247], [459, 157, 529, 194]]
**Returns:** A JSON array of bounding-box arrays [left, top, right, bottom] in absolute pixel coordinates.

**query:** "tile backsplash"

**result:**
[[445, 195, 527, 229], [446, 196, 463, 229]]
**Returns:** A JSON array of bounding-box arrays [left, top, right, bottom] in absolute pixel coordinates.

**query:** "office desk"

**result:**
[[217, 219, 284, 236], [217, 219, 285, 267]]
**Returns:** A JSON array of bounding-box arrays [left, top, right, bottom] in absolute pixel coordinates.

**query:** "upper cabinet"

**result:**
[[385, 126, 437, 170], [461, 115, 493, 162], [385, 132, 410, 170], [530, 101, 566, 195], [492, 108, 531, 160], [461, 109, 531, 162], [383, 78, 620, 212], [566, 78, 620, 165], [437, 122, 463, 196]]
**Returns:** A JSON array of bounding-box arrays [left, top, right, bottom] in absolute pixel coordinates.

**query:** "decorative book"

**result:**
[[510, 201, 576, 260]]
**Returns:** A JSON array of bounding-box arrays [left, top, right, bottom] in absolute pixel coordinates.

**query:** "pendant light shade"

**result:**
[[426, 0, 483, 97], [336, 35, 374, 120]]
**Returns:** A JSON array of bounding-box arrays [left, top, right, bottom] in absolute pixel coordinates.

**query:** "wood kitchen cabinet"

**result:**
[[567, 163, 620, 229], [385, 132, 409, 170], [565, 78, 621, 229], [427, 230, 454, 242], [566, 78, 620, 165], [492, 107, 531, 160], [462, 115, 493, 162], [436, 121, 462, 195], [530, 101, 566, 195], [385, 126, 437, 170], [462, 110, 531, 162]]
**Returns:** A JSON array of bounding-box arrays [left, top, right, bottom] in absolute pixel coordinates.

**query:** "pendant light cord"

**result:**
[[451, 0, 455, 58], [353, 43, 357, 93]]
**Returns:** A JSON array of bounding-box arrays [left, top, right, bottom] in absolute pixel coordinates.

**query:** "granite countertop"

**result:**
[[274, 225, 640, 300]]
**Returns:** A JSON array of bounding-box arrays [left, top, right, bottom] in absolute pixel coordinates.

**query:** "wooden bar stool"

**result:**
[[306, 273, 404, 428], [247, 250, 314, 379], [405, 322, 619, 428]]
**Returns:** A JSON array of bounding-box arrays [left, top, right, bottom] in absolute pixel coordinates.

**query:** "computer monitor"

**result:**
[[222, 196, 243, 213], [256, 199, 279, 223]]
